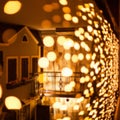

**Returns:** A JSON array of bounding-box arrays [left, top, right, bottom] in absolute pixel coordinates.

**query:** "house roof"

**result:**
[[0, 22, 42, 45]]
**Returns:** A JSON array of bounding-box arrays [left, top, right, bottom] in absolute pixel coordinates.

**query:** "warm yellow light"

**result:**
[[52, 15, 61, 23], [53, 102, 61, 109], [64, 84, 73, 92], [73, 105, 79, 111], [80, 77, 85, 83], [57, 36, 66, 46], [47, 51, 57, 62], [60, 104, 67, 111], [78, 111, 85, 116], [5, 96, 22, 110], [78, 27, 85, 34], [81, 66, 89, 74], [59, 0, 68, 5], [64, 53, 71, 61], [82, 15, 87, 21], [76, 97, 84, 103], [0, 85, 2, 98], [78, 53, 84, 60], [62, 117, 71, 120], [87, 82, 92, 88], [69, 81, 75, 87], [4, 0, 22, 15], [88, 19, 92, 24], [61, 67, 73, 77], [64, 13, 72, 21], [71, 54, 78, 63], [86, 54, 91, 60], [81, 42, 90, 52], [62, 7, 71, 13], [43, 36, 54, 47], [85, 76, 90, 82], [38, 57, 49, 68], [74, 42, 80, 50], [72, 16, 79, 23], [87, 25, 93, 32], [63, 38, 74, 49]]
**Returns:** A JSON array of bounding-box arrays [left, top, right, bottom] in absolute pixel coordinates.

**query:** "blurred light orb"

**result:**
[[47, 51, 57, 61], [62, 6, 71, 13], [61, 67, 73, 77], [4, 1, 22, 15], [53, 102, 61, 109], [72, 54, 78, 63], [64, 84, 72, 92], [5, 96, 22, 110], [38, 57, 49, 68], [2, 28, 16, 43], [63, 38, 74, 49], [64, 13, 72, 21], [78, 53, 84, 60], [72, 16, 79, 23], [57, 36, 66, 46], [59, 0, 68, 5], [43, 4, 53, 12], [74, 42, 80, 50], [0, 85, 2, 98], [64, 53, 71, 60], [43, 36, 54, 47]]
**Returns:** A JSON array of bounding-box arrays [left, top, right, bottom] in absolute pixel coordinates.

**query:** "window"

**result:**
[[22, 34, 29, 43], [32, 57, 38, 74], [21, 57, 29, 80], [0, 51, 3, 66], [7, 58, 18, 83]]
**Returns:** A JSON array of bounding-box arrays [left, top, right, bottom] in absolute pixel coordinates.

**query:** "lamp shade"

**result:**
[[5, 96, 22, 110]]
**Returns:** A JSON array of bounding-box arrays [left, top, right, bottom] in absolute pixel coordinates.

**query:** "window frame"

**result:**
[[20, 56, 30, 81], [6, 56, 18, 84]]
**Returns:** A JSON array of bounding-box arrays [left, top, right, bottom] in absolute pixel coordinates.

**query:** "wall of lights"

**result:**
[[35, 0, 119, 120]]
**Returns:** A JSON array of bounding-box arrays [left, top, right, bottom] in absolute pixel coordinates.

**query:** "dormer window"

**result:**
[[22, 34, 28, 43]]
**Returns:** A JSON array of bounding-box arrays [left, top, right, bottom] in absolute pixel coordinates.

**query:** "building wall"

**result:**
[[0, 27, 40, 100]]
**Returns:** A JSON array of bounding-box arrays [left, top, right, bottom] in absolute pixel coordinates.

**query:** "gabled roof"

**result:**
[[0, 22, 42, 45]]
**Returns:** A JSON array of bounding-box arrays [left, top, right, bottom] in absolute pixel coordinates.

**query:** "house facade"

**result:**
[[0, 26, 40, 99]]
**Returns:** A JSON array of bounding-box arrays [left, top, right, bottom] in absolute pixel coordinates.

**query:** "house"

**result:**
[[0, 26, 41, 99]]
